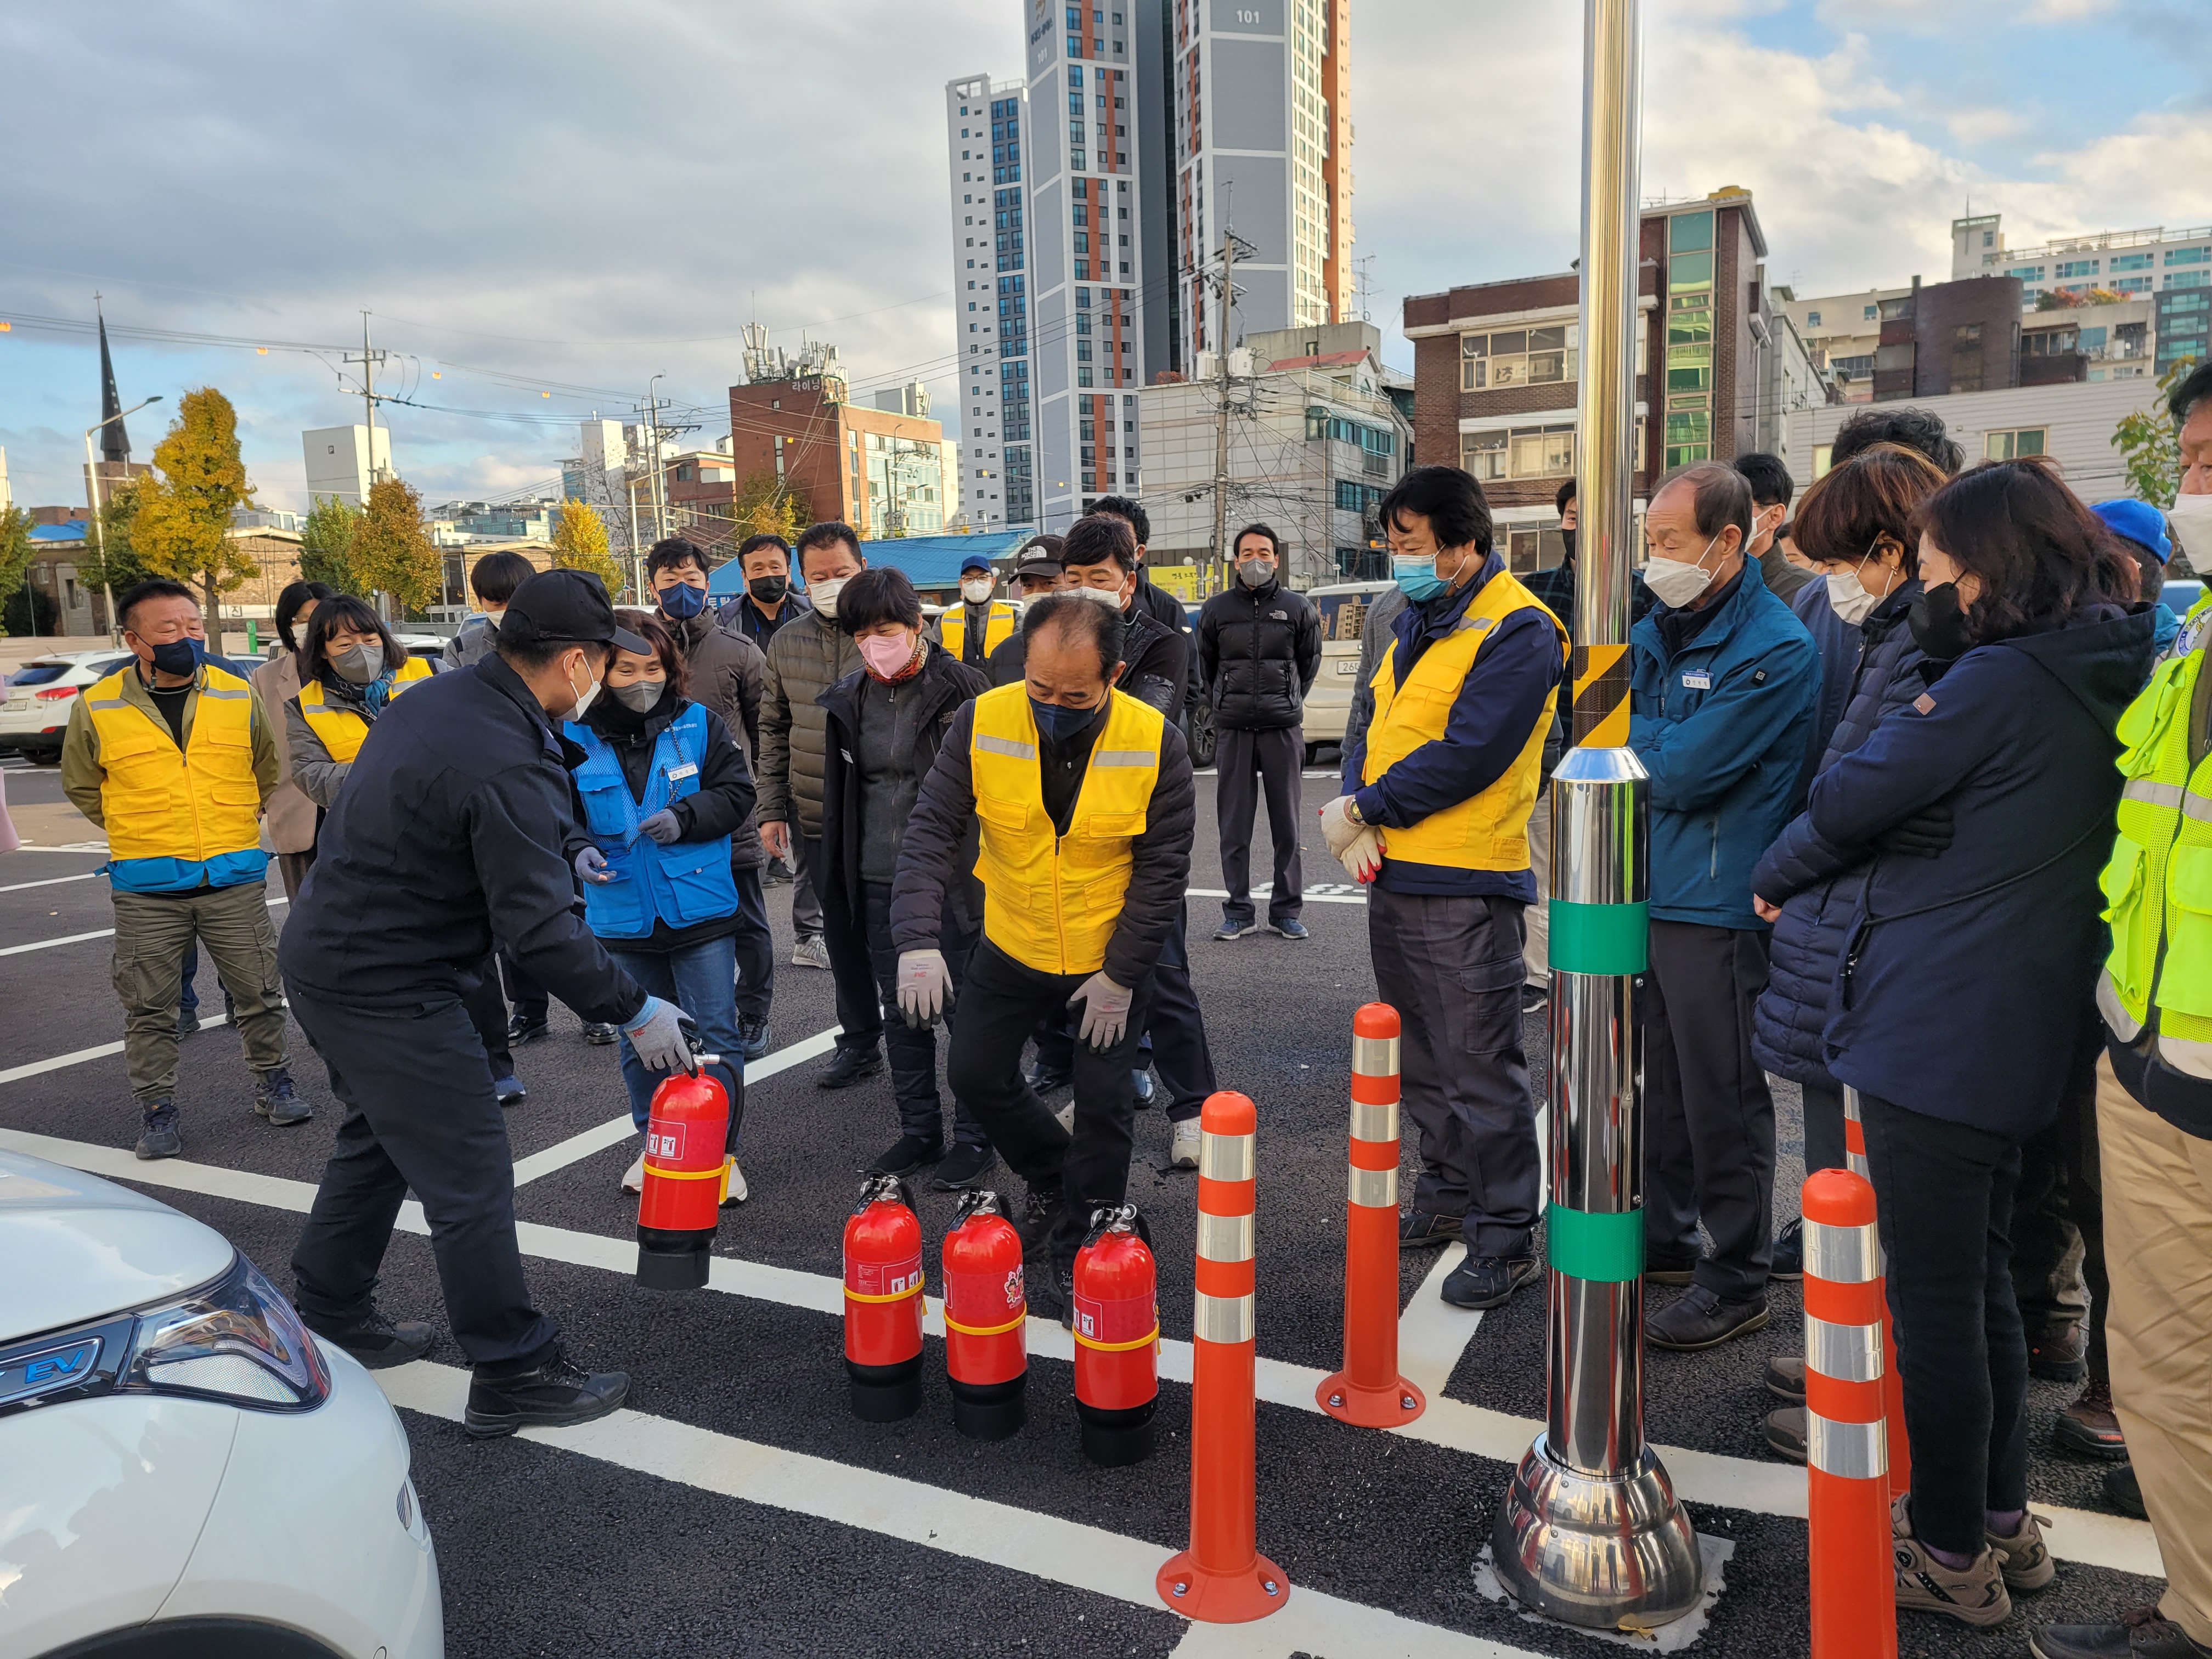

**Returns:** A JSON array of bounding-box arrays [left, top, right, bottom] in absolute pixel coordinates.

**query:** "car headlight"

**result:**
[[122, 1252, 331, 1412]]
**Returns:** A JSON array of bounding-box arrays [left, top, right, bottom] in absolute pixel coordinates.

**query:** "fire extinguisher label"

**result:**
[[1073, 1291, 1156, 1347], [848, 1251, 924, 1299], [944, 1269, 1026, 1319], [646, 1122, 687, 1162]]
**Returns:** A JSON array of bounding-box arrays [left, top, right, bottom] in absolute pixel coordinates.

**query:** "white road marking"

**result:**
[[0, 1039, 128, 1085], [377, 1358, 1542, 1659], [1396, 1243, 1475, 1401], [0, 872, 100, 894], [0, 1121, 2163, 1580], [0, 895, 287, 956], [1188, 886, 1367, 907], [5, 841, 110, 853]]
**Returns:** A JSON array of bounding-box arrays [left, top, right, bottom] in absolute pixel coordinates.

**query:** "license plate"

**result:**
[[3, 698, 30, 713], [1334, 661, 1356, 675]]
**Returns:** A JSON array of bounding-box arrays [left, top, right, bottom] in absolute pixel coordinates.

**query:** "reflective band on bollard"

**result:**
[[1158, 1091, 1288, 1624], [1319, 1004, 1424, 1429], [1842, 1087, 1910, 1498], [1802, 1168, 1899, 1659]]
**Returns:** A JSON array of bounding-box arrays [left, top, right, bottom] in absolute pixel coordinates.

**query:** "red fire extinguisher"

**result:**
[[1073, 1204, 1158, 1465], [843, 1173, 926, 1421], [940, 1190, 1028, 1440], [635, 1064, 731, 1290]]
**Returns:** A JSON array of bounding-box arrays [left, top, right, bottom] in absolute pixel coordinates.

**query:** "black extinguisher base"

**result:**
[[949, 1373, 1028, 1441], [1077, 1398, 1156, 1466], [848, 1357, 923, 1423], [635, 1234, 712, 1291]]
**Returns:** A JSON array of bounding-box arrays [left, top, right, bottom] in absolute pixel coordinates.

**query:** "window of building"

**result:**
[[2056, 259, 2100, 280], [1807, 310, 1821, 326], [1812, 444, 1833, 479], [2007, 267, 2046, 283], [2111, 252, 2153, 272], [2170, 271, 2211, 291], [1458, 424, 1575, 482], [1984, 427, 2047, 461], [1863, 304, 1877, 320], [2166, 246, 2211, 267], [1459, 324, 1579, 391]]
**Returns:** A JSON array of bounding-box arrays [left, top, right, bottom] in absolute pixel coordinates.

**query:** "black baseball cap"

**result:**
[[1013, 535, 1065, 578], [501, 569, 651, 655]]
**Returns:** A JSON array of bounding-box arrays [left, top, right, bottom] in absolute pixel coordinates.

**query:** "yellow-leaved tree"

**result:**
[[552, 499, 624, 597], [350, 478, 443, 615], [133, 387, 259, 623]]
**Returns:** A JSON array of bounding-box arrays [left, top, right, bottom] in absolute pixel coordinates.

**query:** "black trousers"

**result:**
[[1149, 900, 1217, 1121], [460, 955, 514, 1079], [2010, 1047, 2108, 1380], [1802, 1076, 1847, 1182], [790, 831, 826, 940], [731, 864, 774, 1025], [500, 947, 547, 1024], [1216, 724, 1305, 924], [861, 881, 986, 1149], [1643, 919, 1777, 1302], [1859, 1091, 2029, 1558], [806, 835, 883, 1054], [1368, 886, 1540, 1259], [289, 987, 556, 1372], [947, 939, 1155, 1268]]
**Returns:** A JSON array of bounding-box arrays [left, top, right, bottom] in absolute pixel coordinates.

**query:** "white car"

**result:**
[[1300, 580, 1397, 759], [0, 650, 134, 762], [0, 1152, 443, 1658]]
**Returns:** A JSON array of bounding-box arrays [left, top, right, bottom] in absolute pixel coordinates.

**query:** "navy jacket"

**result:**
[[1788, 574, 1857, 813], [1628, 557, 1819, 929], [1749, 583, 1926, 1085], [1340, 552, 1562, 901], [1809, 605, 2156, 1139], [280, 653, 644, 1024], [720, 590, 812, 657]]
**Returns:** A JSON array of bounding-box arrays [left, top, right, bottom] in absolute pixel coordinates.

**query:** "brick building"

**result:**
[[727, 375, 950, 541], [1402, 189, 1770, 572]]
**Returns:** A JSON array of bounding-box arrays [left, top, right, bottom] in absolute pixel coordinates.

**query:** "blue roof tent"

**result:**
[[28, 522, 89, 544], [706, 531, 1031, 598]]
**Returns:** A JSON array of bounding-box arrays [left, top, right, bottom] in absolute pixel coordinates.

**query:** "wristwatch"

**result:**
[[1344, 795, 1365, 826]]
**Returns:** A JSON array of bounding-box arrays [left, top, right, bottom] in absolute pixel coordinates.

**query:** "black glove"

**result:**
[[1876, 802, 1954, 859]]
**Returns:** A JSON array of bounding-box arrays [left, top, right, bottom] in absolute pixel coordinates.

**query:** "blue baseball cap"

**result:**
[[960, 552, 994, 575], [2095, 499, 2172, 563]]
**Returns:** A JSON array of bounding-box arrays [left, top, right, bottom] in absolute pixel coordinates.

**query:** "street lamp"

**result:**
[[85, 395, 164, 645]]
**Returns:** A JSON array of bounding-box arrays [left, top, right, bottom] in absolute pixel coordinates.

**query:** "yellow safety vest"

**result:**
[[297, 655, 432, 763], [1361, 571, 1564, 871], [2098, 639, 2212, 1079], [84, 663, 263, 864], [941, 602, 1017, 660], [969, 681, 1165, 975]]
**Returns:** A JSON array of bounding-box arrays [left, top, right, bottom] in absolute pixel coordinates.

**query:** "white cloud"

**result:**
[[1946, 106, 2032, 145]]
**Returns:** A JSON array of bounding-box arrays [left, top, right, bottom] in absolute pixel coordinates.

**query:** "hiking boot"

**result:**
[[1893, 1495, 2012, 1628], [737, 1017, 771, 1060], [871, 1133, 943, 1178], [1398, 1209, 1459, 1250], [464, 1347, 629, 1440], [1169, 1116, 1202, 1170], [1771, 1215, 1805, 1281], [2028, 1317, 2090, 1383], [253, 1067, 313, 1127], [2055, 1379, 2129, 1461], [1765, 1353, 1807, 1403], [2030, 1607, 2212, 1658], [1646, 1285, 1770, 1351], [2104, 1463, 2146, 1520], [135, 1099, 182, 1161], [1988, 1510, 2056, 1593], [817, 1046, 884, 1089], [304, 1305, 435, 1371], [792, 935, 831, 970], [1440, 1255, 1538, 1311], [1764, 1406, 1807, 1463], [1013, 1187, 1063, 1262], [932, 1143, 995, 1191]]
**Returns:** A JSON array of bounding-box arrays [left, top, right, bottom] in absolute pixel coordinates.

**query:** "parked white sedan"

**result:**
[[0, 650, 134, 762], [0, 1151, 443, 1658]]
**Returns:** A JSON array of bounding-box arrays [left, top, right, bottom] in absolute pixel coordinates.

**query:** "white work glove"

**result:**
[[1339, 825, 1386, 884], [575, 845, 615, 885], [622, 996, 698, 1075], [896, 949, 954, 1028], [1319, 794, 1367, 859], [1069, 972, 1133, 1052]]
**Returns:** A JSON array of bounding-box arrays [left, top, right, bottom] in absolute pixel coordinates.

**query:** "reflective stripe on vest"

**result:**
[[296, 656, 432, 764], [2099, 646, 2212, 1078], [86, 664, 262, 863], [969, 682, 1165, 975], [942, 602, 1017, 659], [1360, 570, 1564, 871]]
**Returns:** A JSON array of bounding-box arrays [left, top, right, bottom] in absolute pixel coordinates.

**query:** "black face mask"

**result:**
[[748, 574, 789, 603], [1560, 528, 1576, 561], [1908, 581, 1974, 662]]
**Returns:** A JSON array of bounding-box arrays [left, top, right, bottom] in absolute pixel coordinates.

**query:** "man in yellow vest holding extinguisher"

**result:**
[[61, 577, 304, 1161]]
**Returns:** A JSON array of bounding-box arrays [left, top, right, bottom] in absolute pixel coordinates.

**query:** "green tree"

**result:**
[[2113, 355, 2200, 510], [133, 386, 259, 622], [299, 495, 364, 593], [551, 499, 624, 596], [0, 506, 33, 637], [349, 478, 443, 614], [76, 477, 153, 596]]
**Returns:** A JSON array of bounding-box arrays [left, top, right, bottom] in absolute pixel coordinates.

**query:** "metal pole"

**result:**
[[1209, 228, 1234, 599], [1492, 0, 1702, 1632]]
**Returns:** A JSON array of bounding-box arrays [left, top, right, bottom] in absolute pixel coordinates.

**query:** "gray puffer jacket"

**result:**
[[758, 607, 863, 839]]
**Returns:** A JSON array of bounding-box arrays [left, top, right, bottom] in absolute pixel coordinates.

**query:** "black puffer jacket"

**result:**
[[1197, 579, 1321, 732]]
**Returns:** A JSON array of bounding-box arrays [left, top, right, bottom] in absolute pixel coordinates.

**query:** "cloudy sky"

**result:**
[[2, 0, 2204, 514]]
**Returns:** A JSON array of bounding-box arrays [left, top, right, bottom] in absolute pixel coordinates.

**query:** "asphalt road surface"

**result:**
[[0, 752, 2168, 1658]]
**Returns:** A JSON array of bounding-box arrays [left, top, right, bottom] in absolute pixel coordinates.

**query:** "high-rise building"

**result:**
[[1950, 213, 2211, 305], [947, 72, 1037, 531], [1170, 0, 1352, 360]]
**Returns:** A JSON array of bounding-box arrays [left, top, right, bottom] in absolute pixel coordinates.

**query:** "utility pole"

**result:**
[[345, 313, 388, 488], [1209, 225, 1235, 600]]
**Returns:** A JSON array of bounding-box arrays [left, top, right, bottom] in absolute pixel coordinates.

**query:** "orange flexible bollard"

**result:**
[[1842, 1087, 1910, 1498], [1156, 1091, 1288, 1623], [1318, 1004, 1423, 1427], [1802, 1168, 1899, 1659]]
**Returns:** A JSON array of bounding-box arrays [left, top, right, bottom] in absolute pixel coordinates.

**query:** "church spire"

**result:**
[[97, 295, 129, 464]]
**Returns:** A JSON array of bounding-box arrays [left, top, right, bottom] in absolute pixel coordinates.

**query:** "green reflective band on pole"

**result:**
[[1548, 899, 1648, 975], [1547, 1202, 1644, 1283]]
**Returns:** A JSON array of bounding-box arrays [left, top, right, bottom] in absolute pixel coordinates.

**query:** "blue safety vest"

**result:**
[[566, 702, 738, 940]]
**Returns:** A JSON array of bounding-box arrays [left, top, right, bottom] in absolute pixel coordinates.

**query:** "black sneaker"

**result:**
[[304, 1305, 435, 1371], [1646, 1285, 1770, 1351], [1131, 1069, 1155, 1107], [1520, 983, 1549, 1014], [933, 1143, 996, 1191], [1028, 1060, 1073, 1096], [253, 1067, 313, 1127], [176, 1006, 201, 1041], [1398, 1210, 1460, 1250], [1440, 1255, 1539, 1310], [1764, 1406, 1807, 1463], [818, 1046, 885, 1089], [1765, 1353, 1806, 1403], [464, 1348, 629, 1440], [580, 1022, 621, 1046], [2104, 1463, 2146, 1520], [2030, 1607, 2212, 1658], [1771, 1216, 1804, 1281], [871, 1133, 944, 1177], [135, 1099, 182, 1161], [1013, 1187, 1063, 1262], [738, 1018, 771, 1060], [1266, 917, 1310, 940], [506, 1012, 551, 1046]]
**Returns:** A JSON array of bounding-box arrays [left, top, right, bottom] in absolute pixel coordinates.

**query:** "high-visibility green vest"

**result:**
[[2098, 636, 2212, 1079]]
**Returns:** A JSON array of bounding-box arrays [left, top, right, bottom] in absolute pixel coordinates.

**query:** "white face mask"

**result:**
[[1825, 546, 1900, 627], [961, 577, 996, 604], [1643, 529, 1728, 610], [1073, 582, 1125, 611], [563, 652, 602, 723], [809, 576, 849, 617], [2169, 493, 2212, 567]]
